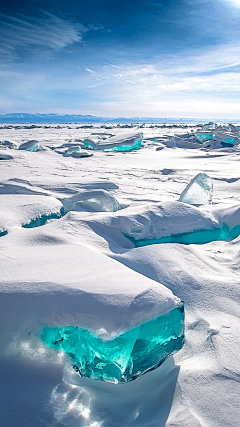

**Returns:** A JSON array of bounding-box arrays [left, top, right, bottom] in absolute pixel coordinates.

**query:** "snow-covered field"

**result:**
[[1, 123, 240, 427]]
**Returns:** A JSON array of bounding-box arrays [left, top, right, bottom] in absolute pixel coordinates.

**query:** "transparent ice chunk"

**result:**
[[179, 173, 213, 206], [40, 303, 184, 383], [63, 189, 120, 213]]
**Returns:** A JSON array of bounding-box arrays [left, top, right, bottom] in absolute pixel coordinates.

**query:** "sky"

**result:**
[[1, 0, 240, 118]]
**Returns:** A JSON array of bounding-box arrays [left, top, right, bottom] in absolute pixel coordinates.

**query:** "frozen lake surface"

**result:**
[[1, 122, 240, 427]]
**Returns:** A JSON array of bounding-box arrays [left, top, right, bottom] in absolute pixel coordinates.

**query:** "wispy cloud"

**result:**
[[0, 12, 86, 54], [85, 68, 95, 74]]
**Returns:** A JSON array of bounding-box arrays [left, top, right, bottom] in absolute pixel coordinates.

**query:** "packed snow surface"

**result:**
[[1, 122, 240, 426]]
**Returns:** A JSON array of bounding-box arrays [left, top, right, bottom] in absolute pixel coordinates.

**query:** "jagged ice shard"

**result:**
[[179, 173, 213, 206], [40, 303, 184, 384]]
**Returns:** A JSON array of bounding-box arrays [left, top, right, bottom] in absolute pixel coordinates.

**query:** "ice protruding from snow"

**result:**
[[83, 131, 143, 151], [130, 223, 240, 247], [118, 202, 218, 244], [179, 173, 213, 206], [162, 123, 240, 149], [203, 131, 240, 148], [165, 134, 203, 149], [19, 140, 41, 152], [0, 195, 63, 231], [62, 189, 120, 213], [41, 303, 184, 384]]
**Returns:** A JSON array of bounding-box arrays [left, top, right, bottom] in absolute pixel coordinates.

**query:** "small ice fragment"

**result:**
[[63, 189, 120, 212], [179, 173, 213, 206], [19, 140, 40, 152]]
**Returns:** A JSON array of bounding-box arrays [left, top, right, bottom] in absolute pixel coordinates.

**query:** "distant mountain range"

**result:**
[[0, 113, 235, 124]]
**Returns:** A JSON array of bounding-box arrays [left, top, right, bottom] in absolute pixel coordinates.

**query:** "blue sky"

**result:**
[[1, 0, 240, 118]]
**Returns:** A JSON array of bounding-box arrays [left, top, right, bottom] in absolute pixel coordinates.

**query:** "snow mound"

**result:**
[[0, 241, 181, 338], [115, 202, 218, 243]]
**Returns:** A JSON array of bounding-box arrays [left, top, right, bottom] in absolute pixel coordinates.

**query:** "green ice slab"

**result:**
[[125, 223, 240, 247], [83, 139, 143, 152], [40, 303, 184, 383]]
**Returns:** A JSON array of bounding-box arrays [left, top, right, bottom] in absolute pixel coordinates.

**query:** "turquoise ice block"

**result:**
[[40, 302, 184, 383]]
